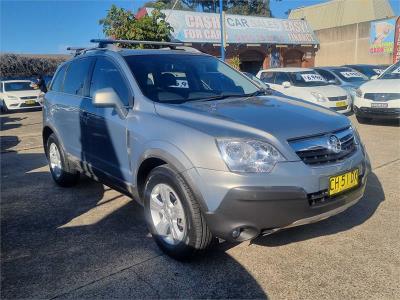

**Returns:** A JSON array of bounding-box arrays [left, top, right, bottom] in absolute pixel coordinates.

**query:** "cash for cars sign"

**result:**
[[145, 9, 318, 45], [369, 18, 396, 54]]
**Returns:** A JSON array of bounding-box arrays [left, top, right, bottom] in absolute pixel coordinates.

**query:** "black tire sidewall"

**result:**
[[144, 166, 198, 259], [46, 134, 77, 185]]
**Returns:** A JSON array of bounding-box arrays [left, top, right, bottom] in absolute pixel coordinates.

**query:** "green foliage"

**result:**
[[228, 55, 241, 70], [99, 4, 173, 48]]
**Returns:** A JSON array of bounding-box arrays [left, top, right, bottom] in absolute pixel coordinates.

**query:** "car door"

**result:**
[[49, 58, 94, 160], [88, 56, 132, 187]]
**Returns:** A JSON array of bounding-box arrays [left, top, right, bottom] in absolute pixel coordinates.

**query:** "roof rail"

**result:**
[[90, 39, 184, 49], [66, 46, 106, 57]]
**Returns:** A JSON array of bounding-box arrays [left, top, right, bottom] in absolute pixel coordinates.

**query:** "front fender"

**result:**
[[133, 140, 209, 212]]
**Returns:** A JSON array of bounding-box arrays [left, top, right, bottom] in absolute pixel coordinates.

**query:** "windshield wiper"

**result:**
[[193, 90, 266, 102]]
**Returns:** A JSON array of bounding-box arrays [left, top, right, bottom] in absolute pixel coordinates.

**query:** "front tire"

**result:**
[[144, 165, 213, 260], [46, 133, 79, 187]]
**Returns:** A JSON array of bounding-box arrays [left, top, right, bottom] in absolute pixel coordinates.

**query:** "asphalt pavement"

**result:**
[[1, 110, 399, 299]]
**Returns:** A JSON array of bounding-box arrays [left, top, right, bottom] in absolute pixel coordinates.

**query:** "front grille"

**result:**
[[331, 106, 348, 111], [20, 102, 40, 108], [364, 93, 400, 101], [20, 96, 37, 100], [289, 127, 357, 165], [360, 107, 400, 115], [328, 95, 347, 101]]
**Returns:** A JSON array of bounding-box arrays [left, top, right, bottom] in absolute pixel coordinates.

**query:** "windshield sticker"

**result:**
[[392, 66, 400, 74], [301, 74, 325, 82], [340, 71, 364, 78], [170, 80, 189, 88], [373, 69, 384, 74]]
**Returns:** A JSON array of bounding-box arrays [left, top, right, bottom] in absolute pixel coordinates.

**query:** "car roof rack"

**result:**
[[67, 39, 201, 57], [90, 39, 184, 49]]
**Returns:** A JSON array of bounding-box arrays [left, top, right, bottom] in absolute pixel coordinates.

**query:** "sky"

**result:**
[[1, 0, 399, 54]]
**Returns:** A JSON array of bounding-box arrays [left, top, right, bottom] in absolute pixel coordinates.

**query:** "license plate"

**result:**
[[371, 103, 388, 108], [336, 101, 347, 107], [25, 100, 36, 105], [329, 169, 359, 196]]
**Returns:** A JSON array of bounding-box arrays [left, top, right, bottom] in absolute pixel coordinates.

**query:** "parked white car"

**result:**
[[353, 61, 400, 123], [257, 68, 351, 113], [0, 80, 42, 112]]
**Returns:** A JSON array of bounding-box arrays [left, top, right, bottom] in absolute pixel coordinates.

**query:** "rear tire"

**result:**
[[356, 116, 372, 124], [1, 101, 8, 113], [144, 165, 214, 260], [46, 133, 79, 187]]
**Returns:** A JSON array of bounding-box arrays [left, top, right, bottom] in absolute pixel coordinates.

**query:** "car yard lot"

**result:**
[[1, 110, 399, 299]]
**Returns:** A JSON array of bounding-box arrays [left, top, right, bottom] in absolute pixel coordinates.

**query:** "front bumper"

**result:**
[[4, 99, 42, 110], [353, 96, 400, 119], [183, 147, 370, 241], [354, 106, 400, 119]]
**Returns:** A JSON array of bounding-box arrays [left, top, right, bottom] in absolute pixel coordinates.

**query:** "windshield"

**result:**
[[124, 54, 259, 103], [243, 72, 269, 89], [349, 65, 384, 78], [331, 68, 368, 82], [287, 71, 328, 87], [4, 81, 35, 91], [379, 62, 400, 79]]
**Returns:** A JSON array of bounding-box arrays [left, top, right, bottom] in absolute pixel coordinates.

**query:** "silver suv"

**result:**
[[43, 40, 370, 260]]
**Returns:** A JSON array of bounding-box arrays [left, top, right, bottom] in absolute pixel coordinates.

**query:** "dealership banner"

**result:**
[[369, 18, 396, 54], [393, 17, 400, 63], [145, 9, 319, 45]]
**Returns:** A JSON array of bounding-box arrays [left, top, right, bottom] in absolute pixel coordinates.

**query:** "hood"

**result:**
[[359, 79, 400, 93], [4, 90, 41, 98], [155, 96, 349, 141], [301, 84, 348, 97]]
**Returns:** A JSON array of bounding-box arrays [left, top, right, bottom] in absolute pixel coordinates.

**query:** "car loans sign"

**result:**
[[145, 9, 318, 45]]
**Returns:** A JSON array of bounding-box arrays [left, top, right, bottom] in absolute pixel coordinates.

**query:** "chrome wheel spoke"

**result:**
[[149, 183, 187, 245], [155, 219, 170, 236]]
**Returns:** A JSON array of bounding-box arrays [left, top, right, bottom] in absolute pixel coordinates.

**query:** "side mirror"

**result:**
[[371, 75, 378, 80], [93, 88, 127, 117], [282, 81, 291, 88]]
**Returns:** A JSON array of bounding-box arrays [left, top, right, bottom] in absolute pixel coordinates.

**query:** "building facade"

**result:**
[[139, 8, 320, 74], [289, 0, 397, 66]]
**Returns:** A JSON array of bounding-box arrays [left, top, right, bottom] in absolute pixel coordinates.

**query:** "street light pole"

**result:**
[[219, 0, 225, 61]]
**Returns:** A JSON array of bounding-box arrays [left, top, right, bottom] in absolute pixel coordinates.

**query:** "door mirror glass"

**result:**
[[282, 81, 291, 88]]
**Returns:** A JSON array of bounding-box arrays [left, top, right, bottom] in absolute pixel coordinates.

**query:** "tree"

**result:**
[[99, 4, 173, 48]]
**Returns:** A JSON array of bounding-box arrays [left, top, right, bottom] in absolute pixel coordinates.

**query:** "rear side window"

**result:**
[[63, 58, 92, 96], [90, 57, 130, 106], [260, 72, 275, 83], [50, 64, 67, 92]]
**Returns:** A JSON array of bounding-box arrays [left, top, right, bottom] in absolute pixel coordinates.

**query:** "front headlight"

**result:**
[[216, 139, 285, 173], [7, 95, 18, 100], [355, 88, 363, 98], [310, 92, 328, 102]]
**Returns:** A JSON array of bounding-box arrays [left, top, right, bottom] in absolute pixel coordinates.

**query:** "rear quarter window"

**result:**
[[50, 64, 67, 92]]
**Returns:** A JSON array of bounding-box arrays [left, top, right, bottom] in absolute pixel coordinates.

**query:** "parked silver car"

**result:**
[[314, 67, 369, 106], [43, 39, 370, 260]]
